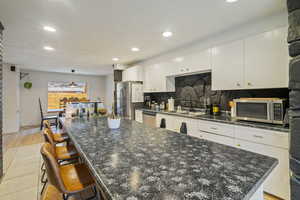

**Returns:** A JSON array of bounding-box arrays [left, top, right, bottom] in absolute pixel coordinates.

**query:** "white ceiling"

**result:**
[[0, 0, 286, 75]]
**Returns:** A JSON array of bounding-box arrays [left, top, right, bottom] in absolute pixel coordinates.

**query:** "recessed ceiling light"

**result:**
[[131, 47, 140, 52], [44, 46, 55, 51], [226, 0, 238, 3], [43, 26, 56, 32], [112, 57, 119, 61], [173, 57, 184, 62], [162, 31, 173, 38]]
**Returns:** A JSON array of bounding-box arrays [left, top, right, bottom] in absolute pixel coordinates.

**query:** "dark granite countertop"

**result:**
[[63, 117, 277, 200], [139, 108, 289, 133]]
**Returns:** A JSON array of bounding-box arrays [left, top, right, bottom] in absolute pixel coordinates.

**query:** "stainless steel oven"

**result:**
[[233, 98, 287, 125]]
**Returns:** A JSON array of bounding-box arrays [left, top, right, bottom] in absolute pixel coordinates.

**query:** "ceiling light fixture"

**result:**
[[112, 57, 119, 61], [43, 46, 55, 51], [226, 0, 238, 3], [131, 47, 140, 52], [43, 26, 56, 32], [162, 31, 173, 38]]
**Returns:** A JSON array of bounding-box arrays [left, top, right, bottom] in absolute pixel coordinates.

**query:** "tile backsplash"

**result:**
[[144, 73, 289, 111]]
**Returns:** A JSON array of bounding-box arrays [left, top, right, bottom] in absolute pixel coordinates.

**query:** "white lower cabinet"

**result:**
[[235, 139, 290, 200]]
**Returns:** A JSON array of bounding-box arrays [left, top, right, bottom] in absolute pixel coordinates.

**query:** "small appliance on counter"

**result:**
[[233, 98, 287, 125], [168, 97, 175, 112]]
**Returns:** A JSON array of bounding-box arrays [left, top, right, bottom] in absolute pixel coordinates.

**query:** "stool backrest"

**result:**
[[43, 120, 51, 130], [41, 143, 67, 193], [43, 129, 56, 155]]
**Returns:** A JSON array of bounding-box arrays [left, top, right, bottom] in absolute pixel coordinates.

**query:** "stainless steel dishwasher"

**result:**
[[142, 110, 157, 128]]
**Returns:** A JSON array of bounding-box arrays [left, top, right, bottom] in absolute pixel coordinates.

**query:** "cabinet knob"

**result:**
[[236, 83, 241, 87], [247, 82, 252, 86]]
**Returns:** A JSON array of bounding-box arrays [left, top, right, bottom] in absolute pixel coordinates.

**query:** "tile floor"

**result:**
[[0, 126, 280, 200]]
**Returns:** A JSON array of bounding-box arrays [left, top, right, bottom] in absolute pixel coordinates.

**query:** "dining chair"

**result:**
[[39, 98, 58, 130], [41, 143, 96, 200]]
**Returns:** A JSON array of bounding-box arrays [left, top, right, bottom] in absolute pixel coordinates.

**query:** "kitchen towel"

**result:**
[[291, 176, 300, 200], [288, 9, 300, 43], [290, 90, 300, 116], [290, 117, 300, 160], [287, 0, 300, 13], [289, 56, 300, 90], [289, 40, 300, 57], [290, 156, 300, 177]]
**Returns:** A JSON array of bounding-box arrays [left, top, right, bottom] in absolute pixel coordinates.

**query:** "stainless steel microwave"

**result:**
[[233, 98, 287, 125]]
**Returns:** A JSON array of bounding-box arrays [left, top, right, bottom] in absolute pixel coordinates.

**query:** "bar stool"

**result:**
[[41, 184, 63, 200], [43, 120, 69, 143], [43, 128, 78, 162], [41, 143, 96, 200], [41, 128, 79, 195]]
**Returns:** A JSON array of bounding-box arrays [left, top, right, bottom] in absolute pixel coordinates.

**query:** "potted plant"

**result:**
[[107, 103, 121, 129]]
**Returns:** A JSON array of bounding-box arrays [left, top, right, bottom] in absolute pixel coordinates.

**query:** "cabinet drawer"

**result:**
[[199, 120, 235, 138], [235, 126, 289, 149], [202, 131, 235, 147]]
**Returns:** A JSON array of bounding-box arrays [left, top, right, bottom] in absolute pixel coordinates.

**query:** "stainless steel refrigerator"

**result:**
[[115, 81, 144, 120]]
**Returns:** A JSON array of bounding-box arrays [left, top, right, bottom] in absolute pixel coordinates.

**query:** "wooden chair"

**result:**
[[41, 143, 96, 200], [40, 98, 58, 130]]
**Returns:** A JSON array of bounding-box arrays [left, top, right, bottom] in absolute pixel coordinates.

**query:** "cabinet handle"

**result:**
[[210, 127, 218, 130], [253, 135, 264, 139]]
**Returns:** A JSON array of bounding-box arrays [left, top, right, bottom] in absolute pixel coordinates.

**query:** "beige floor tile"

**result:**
[[0, 174, 38, 197], [3, 148, 18, 173], [3, 161, 40, 181], [0, 187, 38, 200]]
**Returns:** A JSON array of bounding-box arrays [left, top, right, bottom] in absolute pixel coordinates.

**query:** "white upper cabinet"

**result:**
[[212, 27, 289, 90], [244, 27, 289, 89], [122, 65, 144, 82], [166, 49, 212, 76], [212, 40, 244, 90], [143, 62, 172, 93]]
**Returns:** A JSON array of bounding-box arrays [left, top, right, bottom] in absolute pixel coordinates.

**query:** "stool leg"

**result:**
[[40, 180, 47, 195]]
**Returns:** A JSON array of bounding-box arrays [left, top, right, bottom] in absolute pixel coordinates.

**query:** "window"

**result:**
[[48, 81, 88, 111]]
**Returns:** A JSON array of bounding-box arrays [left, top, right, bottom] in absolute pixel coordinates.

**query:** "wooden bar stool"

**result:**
[[41, 184, 63, 200], [43, 120, 69, 143], [41, 143, 96, 200]]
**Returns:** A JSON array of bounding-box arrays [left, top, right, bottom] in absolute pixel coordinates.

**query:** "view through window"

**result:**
[[48, 81, 88, 111]]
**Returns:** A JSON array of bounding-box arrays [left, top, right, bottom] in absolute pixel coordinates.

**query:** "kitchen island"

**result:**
[[62, 117, 277, 200]]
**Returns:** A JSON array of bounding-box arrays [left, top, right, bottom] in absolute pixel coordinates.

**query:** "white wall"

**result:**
[[3, 64, 20, 134], [104, 74, 114, 112], [137, 12, 288, 67], [20, 70, 107, 127]]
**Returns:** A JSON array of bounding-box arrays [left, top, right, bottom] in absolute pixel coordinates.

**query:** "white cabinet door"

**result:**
[[235, 139, 290, 200], [184, 49, 212, 73], [122, 66, 143, 81], [244, 27, 289, 89], [143, 63, 170, 92], [135, 110, 143, 123], [212, 40, 244, 90]]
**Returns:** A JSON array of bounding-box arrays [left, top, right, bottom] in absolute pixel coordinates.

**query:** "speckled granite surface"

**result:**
[[140, 109, 289, 133], [63, 117, 277, 200]]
